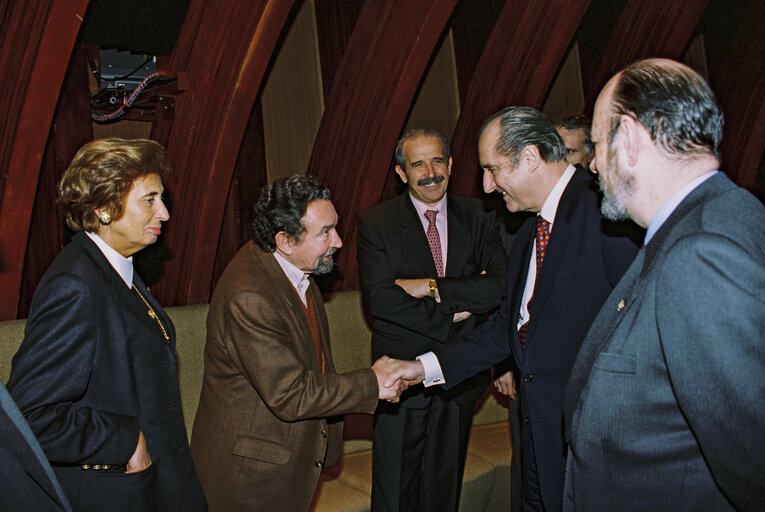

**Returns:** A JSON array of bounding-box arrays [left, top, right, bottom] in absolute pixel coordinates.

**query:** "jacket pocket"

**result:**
[[232, 435, 291, 465], [592, 352, 636, 374]]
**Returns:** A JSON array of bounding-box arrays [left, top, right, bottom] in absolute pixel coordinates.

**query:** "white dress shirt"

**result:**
[[419, 164, 577, 387], [273, 250, 310, 306], [86, 231, 134, 288]]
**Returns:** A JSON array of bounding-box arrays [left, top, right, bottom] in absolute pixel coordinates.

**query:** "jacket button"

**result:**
[[524, 374, 534, 382], [314, 460, 323, 468], [320, 430, 327, 438]]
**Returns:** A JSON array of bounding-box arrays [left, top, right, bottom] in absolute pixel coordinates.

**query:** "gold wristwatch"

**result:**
[[428, 279, 437, 298]]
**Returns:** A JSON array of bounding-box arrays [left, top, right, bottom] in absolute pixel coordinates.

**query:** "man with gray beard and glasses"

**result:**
[[358, 129, 507, 512], [191, 175, 404, 511]]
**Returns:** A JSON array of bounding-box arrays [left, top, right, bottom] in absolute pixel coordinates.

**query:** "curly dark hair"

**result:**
[[251, 175, 332, 251], [58, 138, 171, 232]]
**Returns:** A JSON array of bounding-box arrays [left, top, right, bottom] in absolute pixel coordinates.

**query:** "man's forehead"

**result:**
[[404, 134, 444, 156]]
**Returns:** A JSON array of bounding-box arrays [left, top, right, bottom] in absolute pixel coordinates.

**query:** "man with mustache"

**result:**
[[191, 175, 404, 511], [380, 111, 639, 512], [357, 129, 508, 512]]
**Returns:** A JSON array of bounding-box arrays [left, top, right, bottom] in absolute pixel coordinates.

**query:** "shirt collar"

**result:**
[[272, 250, 310, 297], [409, 193, 448, 220], [539, 164, 576, 224], [645, 170, 718, 245], [86, 231, 134, 288]]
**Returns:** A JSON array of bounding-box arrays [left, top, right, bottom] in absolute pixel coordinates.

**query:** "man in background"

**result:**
[[358, 129, 507, 512], [384, 110, 638, 511], [553, 113, 593, 171], [191, 175, 403, 511], [563, 58, 765, 510]]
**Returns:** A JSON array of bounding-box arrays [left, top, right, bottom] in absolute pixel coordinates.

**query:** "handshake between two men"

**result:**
[[370, 356, 426, 402]]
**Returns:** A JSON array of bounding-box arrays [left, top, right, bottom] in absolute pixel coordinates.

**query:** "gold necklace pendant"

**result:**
[[132, 286, 170, 342]]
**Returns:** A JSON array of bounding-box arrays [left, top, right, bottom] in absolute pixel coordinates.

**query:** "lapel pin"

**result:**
[[617, 299, 625, 312]]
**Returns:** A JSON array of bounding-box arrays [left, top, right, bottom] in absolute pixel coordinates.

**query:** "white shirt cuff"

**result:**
[[416, 352, 446, 387]]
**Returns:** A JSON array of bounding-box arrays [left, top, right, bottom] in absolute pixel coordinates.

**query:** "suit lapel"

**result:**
[[508, 219, 534, 355], [397, 193, 440, 277], [564, 248, 644, 432], [133, 273, 176, 348], [76, 233, 172, 348], [308, 282, 335, 373], [444, 196, 469, 277], [525, 170, 585, 346], [564, 172, 732, 431], [255, 248, 320, 371]]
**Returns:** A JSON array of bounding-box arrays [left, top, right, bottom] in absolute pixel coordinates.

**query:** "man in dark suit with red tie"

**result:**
[[358, 129, 507, 512], [383, 109, 639, 511]]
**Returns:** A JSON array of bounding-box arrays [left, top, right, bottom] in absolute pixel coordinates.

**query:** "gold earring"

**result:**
[[98, 211, 112, 225]]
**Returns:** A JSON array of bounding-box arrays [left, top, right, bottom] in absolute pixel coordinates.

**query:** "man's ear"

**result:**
[[523, 145, 541, 173], [447, 156, 453, 175], [618, 115, 641, 167], [395, 165, 408, 184], [274, 231, 293, 255]]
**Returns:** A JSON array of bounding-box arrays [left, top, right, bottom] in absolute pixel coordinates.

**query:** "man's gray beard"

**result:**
[[313, 249, 337, 275], [598, 148, 634, 222], [314, 257, 335, 275], [600, 191, 631, 221]]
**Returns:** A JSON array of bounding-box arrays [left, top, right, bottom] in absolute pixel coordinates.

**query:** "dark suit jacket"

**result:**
[[0, 381, 71, 511], [7, 232, 205, 512], [357, 193, 507, 406], [190, 243, 379, 512], [564, 172, 765, 511], [435, 169, 638, 510]]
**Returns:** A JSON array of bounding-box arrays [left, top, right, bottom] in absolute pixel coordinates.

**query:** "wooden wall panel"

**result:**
[[0, 0, 89, 320], [19, 44, 94, 318], [261, 0, 325, 182], [308, 0, 459, 291], [583, 0, 709, 109], [211, 98, 269, 297], [314, 0, 364, 102], [149, 0, 296, 306], [450, 0, 506, 104], [448, 0, 591, 199], [541, 42, 586, 121]]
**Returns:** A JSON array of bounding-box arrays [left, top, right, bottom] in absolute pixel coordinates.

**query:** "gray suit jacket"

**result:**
[[564, 173, 765, 510]]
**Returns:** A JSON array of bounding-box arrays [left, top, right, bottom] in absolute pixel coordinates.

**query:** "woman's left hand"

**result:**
[[125, 430, 152, 473]]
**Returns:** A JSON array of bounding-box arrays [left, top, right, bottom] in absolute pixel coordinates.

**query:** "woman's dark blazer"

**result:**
[[7, 232, 206, 511]]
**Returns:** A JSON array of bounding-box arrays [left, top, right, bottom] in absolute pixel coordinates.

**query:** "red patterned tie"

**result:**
[[424, 209, 444, 278], [518, 215, 551, 350]]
